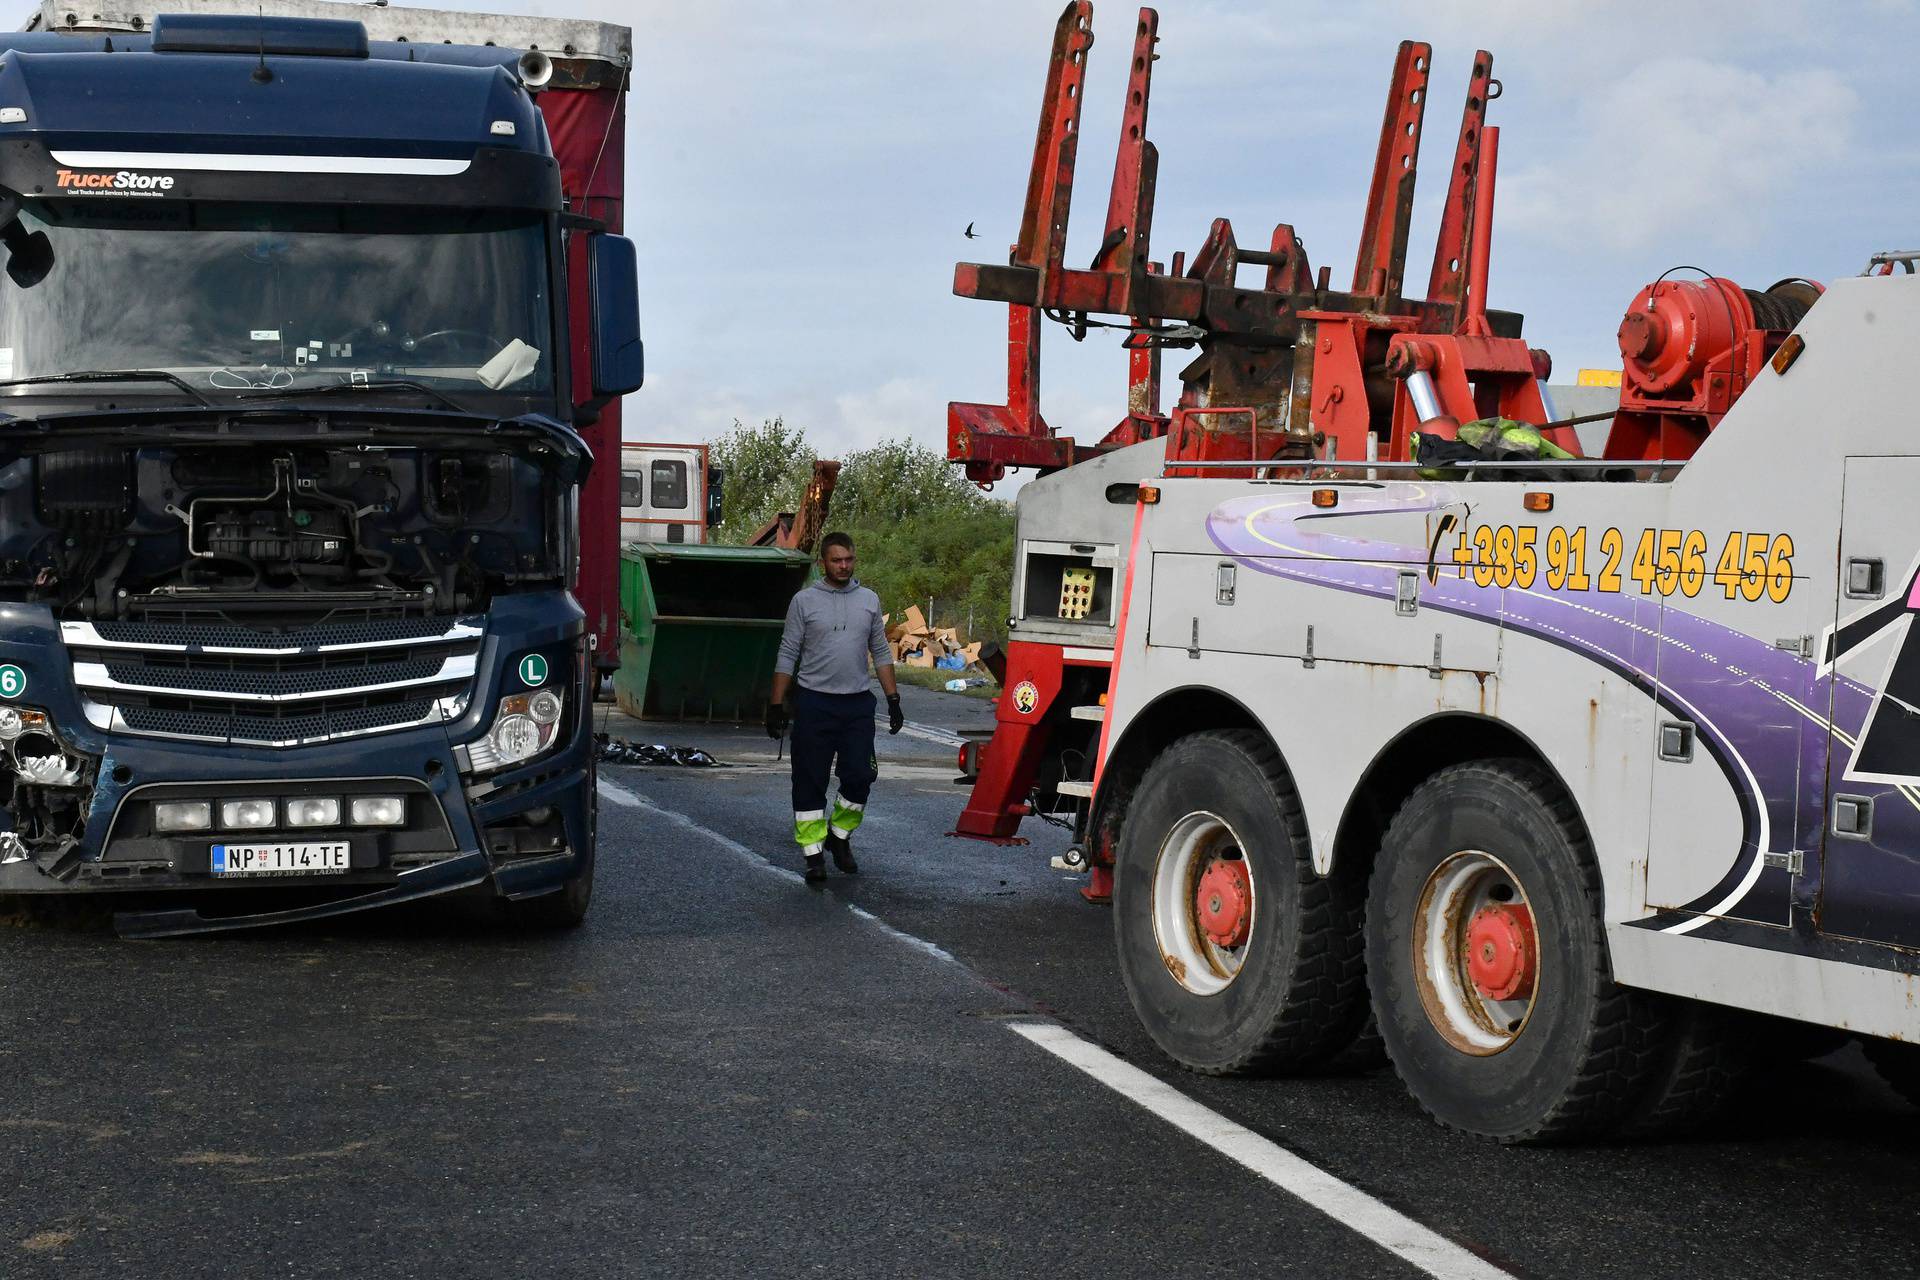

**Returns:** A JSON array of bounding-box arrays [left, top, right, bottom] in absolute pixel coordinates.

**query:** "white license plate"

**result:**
[[211, 841, 350, 877]]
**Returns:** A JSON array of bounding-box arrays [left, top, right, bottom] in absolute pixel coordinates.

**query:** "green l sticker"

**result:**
[[518, 654, 549, 687]]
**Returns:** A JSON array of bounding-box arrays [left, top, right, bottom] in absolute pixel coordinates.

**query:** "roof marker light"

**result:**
[[0, 108, 24, 124], [490, 120, 517, 136]]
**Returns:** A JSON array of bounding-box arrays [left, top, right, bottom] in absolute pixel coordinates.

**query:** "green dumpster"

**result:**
[[615, 543, 814, 722]]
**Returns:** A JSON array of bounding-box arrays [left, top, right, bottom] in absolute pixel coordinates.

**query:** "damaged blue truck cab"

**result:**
[[0, 11, 642, 935]]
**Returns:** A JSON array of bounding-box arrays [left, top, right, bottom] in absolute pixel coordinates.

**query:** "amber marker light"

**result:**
[[1137, 485, 1161, 504], [1771, 333, 1805, 376], [1311, 489, 1339, 508], [1523, 492, 1554, 512]]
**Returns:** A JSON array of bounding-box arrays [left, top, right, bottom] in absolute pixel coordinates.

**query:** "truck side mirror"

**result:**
[[706, 464, 725, 527], [588, 233, 643, 398]]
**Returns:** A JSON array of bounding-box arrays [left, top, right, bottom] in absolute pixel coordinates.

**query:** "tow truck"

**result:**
[[950, 2, 1920, 1139], [0, 1, 639, 935]]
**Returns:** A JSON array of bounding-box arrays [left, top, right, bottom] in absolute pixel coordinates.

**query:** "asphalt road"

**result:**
[[3, 681, 1917, 1277]]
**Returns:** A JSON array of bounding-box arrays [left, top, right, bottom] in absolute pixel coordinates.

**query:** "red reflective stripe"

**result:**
[[1092, 499, 1148, 791]]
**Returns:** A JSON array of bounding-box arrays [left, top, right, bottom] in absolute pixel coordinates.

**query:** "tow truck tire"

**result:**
[[1619, 999, 1751, 1138], [1323, 1013, 1389, 1074], [1114, 729, 1368, 1075], [507, 762, 597, 930], [1367, 760, 1664, 1143]]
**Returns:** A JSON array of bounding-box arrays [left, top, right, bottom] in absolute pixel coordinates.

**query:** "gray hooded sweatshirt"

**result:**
[[775, 576, 894, 696]]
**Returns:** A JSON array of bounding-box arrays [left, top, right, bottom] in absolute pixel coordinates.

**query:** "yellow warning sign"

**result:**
[[1576, 368, 1623, 388]]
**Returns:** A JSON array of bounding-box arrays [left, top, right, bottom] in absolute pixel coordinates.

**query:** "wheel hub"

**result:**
[[1465, 903, 1536, 1002], [1195, 858, 1252, 948]]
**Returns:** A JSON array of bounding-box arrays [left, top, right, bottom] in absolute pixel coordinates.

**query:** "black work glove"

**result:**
[[766, 702, 789, 740], [886, 694, 904, 736]]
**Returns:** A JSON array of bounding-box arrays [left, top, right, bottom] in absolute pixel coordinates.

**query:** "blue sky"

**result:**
[[4, 0, 1912, 464]]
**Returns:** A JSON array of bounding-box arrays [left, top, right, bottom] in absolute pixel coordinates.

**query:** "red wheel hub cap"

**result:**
[[1196, 859, 1252, 948], [1465, 903, 1537, 1001]]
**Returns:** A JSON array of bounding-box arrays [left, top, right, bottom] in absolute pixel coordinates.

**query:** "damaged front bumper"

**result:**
[[0, 594, 595, 935]]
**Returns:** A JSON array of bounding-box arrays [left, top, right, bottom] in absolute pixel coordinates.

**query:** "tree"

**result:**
[[702, 426, 1018, 643], [827, 437, 1016, 643], [707, 416, 817, 544]]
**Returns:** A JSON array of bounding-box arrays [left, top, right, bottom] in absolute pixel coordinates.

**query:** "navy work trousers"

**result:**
[[790, 687, 878, 849]]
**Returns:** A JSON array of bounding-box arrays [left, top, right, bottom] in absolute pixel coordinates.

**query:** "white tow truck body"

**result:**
[[1083, 273, 1920, 1136]]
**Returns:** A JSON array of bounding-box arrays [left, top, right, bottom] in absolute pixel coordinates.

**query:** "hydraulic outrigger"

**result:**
[[946, 3, 1574, 877], [947, 1, 1577, 494], [948, 3, 1820, 882]]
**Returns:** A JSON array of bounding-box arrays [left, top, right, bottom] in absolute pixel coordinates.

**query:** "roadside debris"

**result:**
[[595, 735, 726, 768], [885, 605, 986, 671]]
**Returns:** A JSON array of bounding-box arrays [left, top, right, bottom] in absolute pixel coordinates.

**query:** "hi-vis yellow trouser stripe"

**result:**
[[793, 809, 827, 854], [830, 798, 866, 838]]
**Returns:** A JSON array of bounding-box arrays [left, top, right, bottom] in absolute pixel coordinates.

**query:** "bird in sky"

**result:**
[[964, 222, 979, 240]]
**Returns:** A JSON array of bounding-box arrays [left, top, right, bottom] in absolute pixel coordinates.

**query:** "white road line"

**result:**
[[661, 762, 963, 781], [603, 775, 1499, 1275], [596, 780, 644, 807], [599, 777, 803, 885], [844, 903, 961, 964], [600, 777, 965, 940], [1007, 1022, 1515, 1280], [888, 719, 967, 747], [598, 776, 968, 934]]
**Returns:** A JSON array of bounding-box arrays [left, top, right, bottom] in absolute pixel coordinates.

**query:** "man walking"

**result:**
[[767, 532, 904, 883]]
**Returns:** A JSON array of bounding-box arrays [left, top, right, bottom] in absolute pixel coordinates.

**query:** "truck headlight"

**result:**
[[350, 796, 407, 827], [0, 706, 48, 743], [219, 798, 277, 830], [285, 797, 342, 828], [154, 800, 214, 833], [465, 690, 565, 773], [492, 714, 543, 761]]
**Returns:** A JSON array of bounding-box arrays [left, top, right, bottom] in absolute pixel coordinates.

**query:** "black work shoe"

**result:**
[[825, 832, 859, 875], [803, 853, 827, 884]]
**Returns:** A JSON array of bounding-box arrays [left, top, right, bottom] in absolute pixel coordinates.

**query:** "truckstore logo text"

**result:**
[[54, 168, 175, 195]]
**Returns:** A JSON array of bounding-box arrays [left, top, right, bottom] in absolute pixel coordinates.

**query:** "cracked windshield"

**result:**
[[0, 200, 550, 399]]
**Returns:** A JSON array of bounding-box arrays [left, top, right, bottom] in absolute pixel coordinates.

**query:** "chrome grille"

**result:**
[[64, 616, 483, 747], [88, 614, 462, 651]]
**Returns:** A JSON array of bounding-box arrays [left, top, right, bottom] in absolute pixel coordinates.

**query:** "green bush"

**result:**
[[707, 421, 1015, 643], [707, 416, 818, 546]]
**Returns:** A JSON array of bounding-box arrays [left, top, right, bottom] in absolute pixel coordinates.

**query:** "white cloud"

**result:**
[[829, 376, 943, 454], [1499, 57, 1859, 252], [629, 371, 947, 460]]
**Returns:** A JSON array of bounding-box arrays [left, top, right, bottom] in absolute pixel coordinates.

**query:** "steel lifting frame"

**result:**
[[947, 2, 1578, 486], [947, 5, 1577, 857]]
